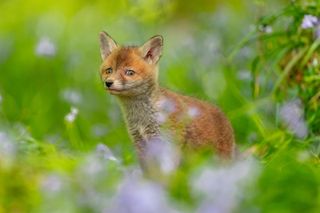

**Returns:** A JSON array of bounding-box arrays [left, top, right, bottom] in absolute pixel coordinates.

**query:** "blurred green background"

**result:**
[[0, 0, 319, 212]]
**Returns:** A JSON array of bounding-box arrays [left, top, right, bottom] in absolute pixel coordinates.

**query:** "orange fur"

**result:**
[[156, 89, 235, 158], [99, 32, 235, 164]]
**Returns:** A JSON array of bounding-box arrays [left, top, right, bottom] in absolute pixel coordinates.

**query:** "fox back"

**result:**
[[99, 32, 235, 167]]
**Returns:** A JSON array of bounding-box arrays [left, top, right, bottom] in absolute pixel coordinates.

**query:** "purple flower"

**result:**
[[35, 37, 56, 57], [315, 25, 320, 39], [61, 88, 82, 104], [113, 175, 174, 213], [157, 97, 176, 113], [192, 158, 259, 213], [145, 137, 180, 174], [301, 15, 319, 29], [0, 132, 16, 159], [96, 143, 118, 162], [279, 99, 308, 138], [41, 174, 63, 193], [188, 106, 200, 118]]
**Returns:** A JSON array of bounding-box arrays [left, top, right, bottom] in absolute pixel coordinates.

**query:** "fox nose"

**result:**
[[105, 81, 113, 88]]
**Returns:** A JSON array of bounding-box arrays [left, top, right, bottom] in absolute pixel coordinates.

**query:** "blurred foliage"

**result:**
[[0, 0, 320, 212]]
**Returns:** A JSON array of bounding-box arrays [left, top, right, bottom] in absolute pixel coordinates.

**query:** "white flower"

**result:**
[[65, 106, 79, 123], [265, 26, 273, 33], [259, 25, 273, 33], [301, 15, 319, 29], [35, 37, 56, 57]]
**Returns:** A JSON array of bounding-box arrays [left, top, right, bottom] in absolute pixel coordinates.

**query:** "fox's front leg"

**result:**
[[130, 129, 147, 167], [129, 127, 161, 171]]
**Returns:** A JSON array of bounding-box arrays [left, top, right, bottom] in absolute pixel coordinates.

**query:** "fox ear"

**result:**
[[140, 35, 163, 64], [99, 31, 118, 60]]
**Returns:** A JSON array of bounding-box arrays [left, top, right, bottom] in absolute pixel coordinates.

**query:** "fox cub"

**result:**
[[99, 32, 235, 167]]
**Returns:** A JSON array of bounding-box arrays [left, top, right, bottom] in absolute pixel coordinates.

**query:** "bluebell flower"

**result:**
[[279, 99, 308, 138], [35, 37, 56, 57], [301, 15, 319, 29]]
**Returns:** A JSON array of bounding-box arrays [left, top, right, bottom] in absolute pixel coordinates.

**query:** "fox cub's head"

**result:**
[[99, 32, 163, 97]]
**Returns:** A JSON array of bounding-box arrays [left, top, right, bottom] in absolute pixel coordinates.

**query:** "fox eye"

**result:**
[[125, 69, 135, 76], [105, 67, 113, 74]]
